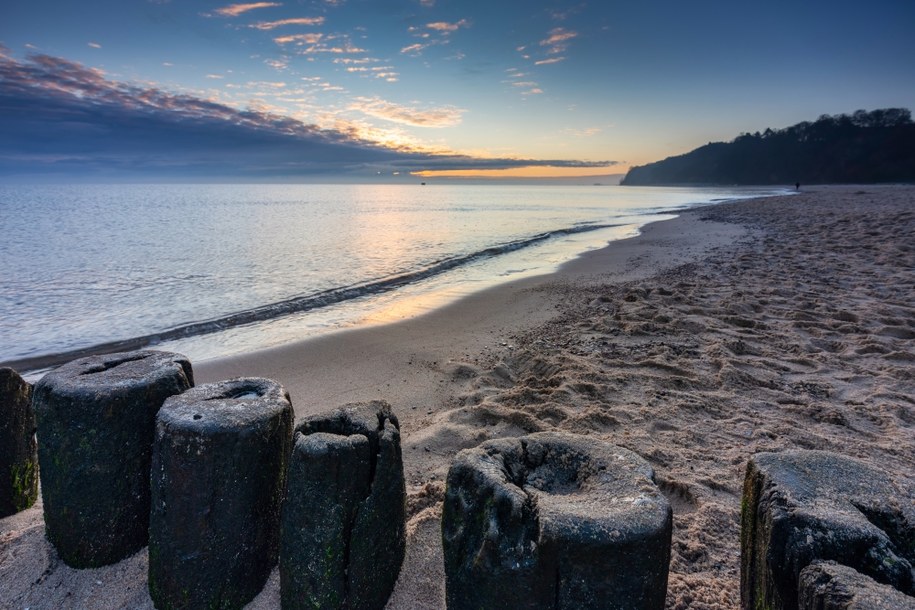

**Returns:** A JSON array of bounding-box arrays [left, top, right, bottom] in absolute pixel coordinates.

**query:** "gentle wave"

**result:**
[[1, 222, 619, 372]]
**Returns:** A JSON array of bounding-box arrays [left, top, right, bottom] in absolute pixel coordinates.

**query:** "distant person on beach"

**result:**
[[795, 182, 800, 190]]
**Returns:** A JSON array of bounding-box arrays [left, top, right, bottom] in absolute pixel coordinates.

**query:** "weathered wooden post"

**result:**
[[741, 450, 915, 610], [280, 400, 406, 610], [442, 432, 672, 610], [32, 351, 193, 567], [149, 377, 293, 610], [798, 561, 915, 610]]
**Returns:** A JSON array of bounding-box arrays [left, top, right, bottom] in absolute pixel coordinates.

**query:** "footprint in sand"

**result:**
[[855, 342, 889, 355], [655, 478, 699, 515], [444, 362, 481, 381], [832, 310, 859, 323], [878, 325, 915, 340]]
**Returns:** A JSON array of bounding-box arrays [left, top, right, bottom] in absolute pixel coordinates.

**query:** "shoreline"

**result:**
[[193, 208, 746, 421], [3, 185, 914, 609], [1, 184, 786, 377]]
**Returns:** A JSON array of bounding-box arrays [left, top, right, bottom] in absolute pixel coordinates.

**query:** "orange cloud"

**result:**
[[414, 166, 615, 179], [401, 43, 428, 55], [351, 97, 464, 128], [539, 27, 578, 58], [426, 19, 469, 32], [250, 16, 325, 30], [274, 33, 323, 44], [214, 2, 282, 17], [541, 27, 578, 47]]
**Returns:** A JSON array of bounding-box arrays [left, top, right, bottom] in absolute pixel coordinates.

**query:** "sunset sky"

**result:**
[[2, 0, 913, 180]]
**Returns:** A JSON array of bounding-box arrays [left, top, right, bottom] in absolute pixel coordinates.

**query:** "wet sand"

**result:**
[[2, 185, 914, 609]]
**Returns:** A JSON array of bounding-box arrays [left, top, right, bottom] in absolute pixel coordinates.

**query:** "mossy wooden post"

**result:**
[[32, 351, 193, 568], [280, 401, 406, 610], [149, 378, 293, 610], [740, 450, 915, 610], [442, 432, 672, 610], [0, 367, 38, 517], [798, 561, 915, 610]]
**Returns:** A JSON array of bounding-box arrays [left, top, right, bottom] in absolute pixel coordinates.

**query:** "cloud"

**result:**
[[351, 97, 464, 128], [400, 43, 428, 55], [541, 27, 578, 54], [250, 17, 325, 30], [265, 57, 290, 71], [563, 127, 603, 137], [88, 42, 102, 49], [390, 156, 617, 172], [333, 57, 375, 65], [343, 63, 400, 82], [402, 18, 470, 56], [307, 43, 366, 55], [0, 52, 395, 177], [0, 52, 614, 179], [426, 19, 469, 33], [213, 2, 282, 17], [332, 57, 399, 81], [503, 69, 543, 95], [274, 33, 324, 45], [274, 33, 364, 55], [524, 27, 577, 65], [245, 80, 287, 89]]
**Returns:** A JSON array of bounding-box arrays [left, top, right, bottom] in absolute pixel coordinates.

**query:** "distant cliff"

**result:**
[[621, 108, 915, 186]]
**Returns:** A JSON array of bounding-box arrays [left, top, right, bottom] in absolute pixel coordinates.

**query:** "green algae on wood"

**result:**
[[0, 368, 38, 517]]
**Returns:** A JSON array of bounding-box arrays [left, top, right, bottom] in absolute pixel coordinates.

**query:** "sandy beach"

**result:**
[[2, 185, 914, 609]]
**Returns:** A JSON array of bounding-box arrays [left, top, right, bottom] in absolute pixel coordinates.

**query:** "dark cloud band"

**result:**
[[0, 53, 616, 179]]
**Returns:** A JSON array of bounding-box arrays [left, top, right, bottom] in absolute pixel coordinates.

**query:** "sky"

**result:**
[[1, 0, 914, 181]]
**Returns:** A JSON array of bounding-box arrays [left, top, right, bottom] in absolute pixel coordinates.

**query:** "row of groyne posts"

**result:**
[[2, 350, 914, 610]]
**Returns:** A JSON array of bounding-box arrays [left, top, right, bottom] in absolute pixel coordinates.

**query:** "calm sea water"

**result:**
[[0, 183, 783, 371]]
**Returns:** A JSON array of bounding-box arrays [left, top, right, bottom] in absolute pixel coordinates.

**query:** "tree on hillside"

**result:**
[[621, 109, 915, 185]]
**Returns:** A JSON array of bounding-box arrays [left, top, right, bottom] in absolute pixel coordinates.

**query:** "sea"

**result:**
[[0, 183, 786, 374]]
